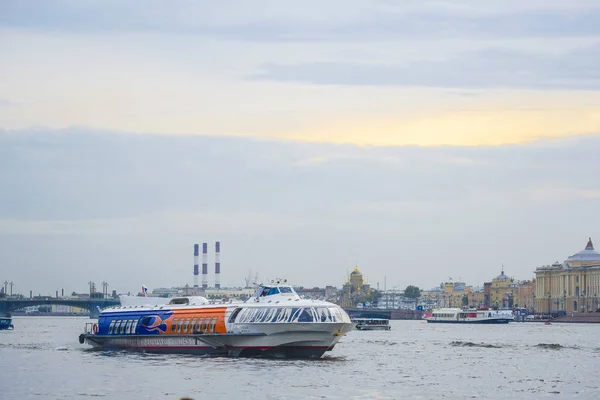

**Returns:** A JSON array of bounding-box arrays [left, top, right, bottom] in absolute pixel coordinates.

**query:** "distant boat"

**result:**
[[0, 316, 14, 330], [424, 308, 514, 324], [352, 317, 391, 331]]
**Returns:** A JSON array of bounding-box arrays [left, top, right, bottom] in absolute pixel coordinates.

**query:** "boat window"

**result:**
[[196, 317, 204, 332], [120, 320, 127, 334], [229, 308, 242, 323], [253, 308, 268, 323], [298, 308, 314, 322], [290, 308, 302, 322], [129, 319, 136, 334], [171, 318, 179, 332], [260, 287, 270, 297], [190, 317, 197, 332], [234, 308, 247, 323], [279, 287, 293, 294], [202, 317, 210, 331], [124, 320, 132, 334], [132, 319, 141, 334], [329, 308, 343, 322], [241, 308, 258, 323], [169, 297, 189, 305], [184, 318, 191, 333], [210, 316, 218, 332], [108, 320, 116, 334], [310, 307, 319, 322], [267, 287, 280, 296], [278, 308, 291, 323], [264, 308, 276, 322], [252, 286, 264, 298], [318, 308, 331, 322], [270, 308, 282, 322], [177, 319, 184, 333]]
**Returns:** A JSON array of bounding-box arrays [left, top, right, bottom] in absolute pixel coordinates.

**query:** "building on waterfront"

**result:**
[[420, 281, 485, 309], [517, 279, 536, 311], [339, 265, 371, 307], [535, 238, 600, 314], [489, 268, 519, 309]]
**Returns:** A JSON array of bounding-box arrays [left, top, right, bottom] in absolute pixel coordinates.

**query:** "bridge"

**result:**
[[344, 308, 424, 320], [0, 297, 121, 319]]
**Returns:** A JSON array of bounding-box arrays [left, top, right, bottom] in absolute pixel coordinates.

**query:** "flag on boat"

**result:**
[[142, 285, 148, 295]]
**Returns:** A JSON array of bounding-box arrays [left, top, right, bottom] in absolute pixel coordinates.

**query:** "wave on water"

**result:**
[[449, 341, 501, 348], [363, 340, 398, 346], [535, 343, 565, 350], [0, 343, 53, 351]]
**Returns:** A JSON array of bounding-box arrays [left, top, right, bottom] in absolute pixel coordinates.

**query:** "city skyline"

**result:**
[[1, 1, 600, 294]]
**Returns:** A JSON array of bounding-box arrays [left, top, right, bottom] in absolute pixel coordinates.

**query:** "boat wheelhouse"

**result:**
[[79, 280, 355, 358], [351, 318, 391, 331], [424, 308, 514, 324], [0, 316, 14, 330]]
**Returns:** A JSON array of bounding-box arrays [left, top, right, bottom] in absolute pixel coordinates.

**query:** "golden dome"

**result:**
[[350, 265, 362, 275]]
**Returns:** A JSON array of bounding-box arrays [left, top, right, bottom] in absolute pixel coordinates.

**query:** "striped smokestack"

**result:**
[[202, 242, 208, 289], [193, 244, 199, 288], [215, 241, 221, 289]]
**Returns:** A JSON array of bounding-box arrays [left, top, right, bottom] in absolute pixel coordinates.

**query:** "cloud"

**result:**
[[1, 128, 600, 293], [0, 99, 21, 108], [251, 44, 600, 90], [1, 0, 600, 40]]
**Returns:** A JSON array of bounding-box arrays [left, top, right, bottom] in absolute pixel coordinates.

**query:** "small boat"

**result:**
[[78, 280, 356, 358], [352, 318, 391, 331], [0, 316, 14, 330], [424, 308, 514, 324]]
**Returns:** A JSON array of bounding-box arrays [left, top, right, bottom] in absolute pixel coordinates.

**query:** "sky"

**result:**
[[1, 0, 599, 296]]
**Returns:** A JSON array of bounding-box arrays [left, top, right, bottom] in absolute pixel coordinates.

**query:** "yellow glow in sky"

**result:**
[[284, 107, 600, 147]]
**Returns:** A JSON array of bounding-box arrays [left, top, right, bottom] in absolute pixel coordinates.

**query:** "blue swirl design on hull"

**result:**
[[139, 314, 171, 334], [98, 310, 174, 335]]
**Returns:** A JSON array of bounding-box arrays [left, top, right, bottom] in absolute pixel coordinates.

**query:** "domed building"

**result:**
[[340, 265, 371, 307], [349, 266, 364, 291], [489, 268, 518, 309], [535, 238, 600, 314]]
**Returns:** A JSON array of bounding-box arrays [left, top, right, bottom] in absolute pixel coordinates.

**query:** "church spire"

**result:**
[[586, 237, 594, 251]]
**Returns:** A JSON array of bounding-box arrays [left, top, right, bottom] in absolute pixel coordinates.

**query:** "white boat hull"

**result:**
[[82, 322, 352, 358]]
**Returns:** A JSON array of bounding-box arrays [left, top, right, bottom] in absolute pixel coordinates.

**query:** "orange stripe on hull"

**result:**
[[162, 307, 228, 335]]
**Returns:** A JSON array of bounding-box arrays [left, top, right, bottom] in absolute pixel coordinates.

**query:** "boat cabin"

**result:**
[[167, 296, 209, 306], [247, 280, 301, 303]]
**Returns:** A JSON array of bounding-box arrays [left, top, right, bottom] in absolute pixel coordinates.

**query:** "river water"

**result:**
[[0, 317, 599, 399]]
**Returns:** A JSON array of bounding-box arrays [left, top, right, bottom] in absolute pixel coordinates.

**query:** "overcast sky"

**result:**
[[1, 0, 599, 296]]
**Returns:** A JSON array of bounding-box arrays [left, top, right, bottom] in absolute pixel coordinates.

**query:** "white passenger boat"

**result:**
[[424, 308, 514, 324], [352, 318, 391, 331], [79, 280, 355, 358]]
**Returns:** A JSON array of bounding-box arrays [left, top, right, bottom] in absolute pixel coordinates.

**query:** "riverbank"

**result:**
[[551, 313, 600, 323]]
